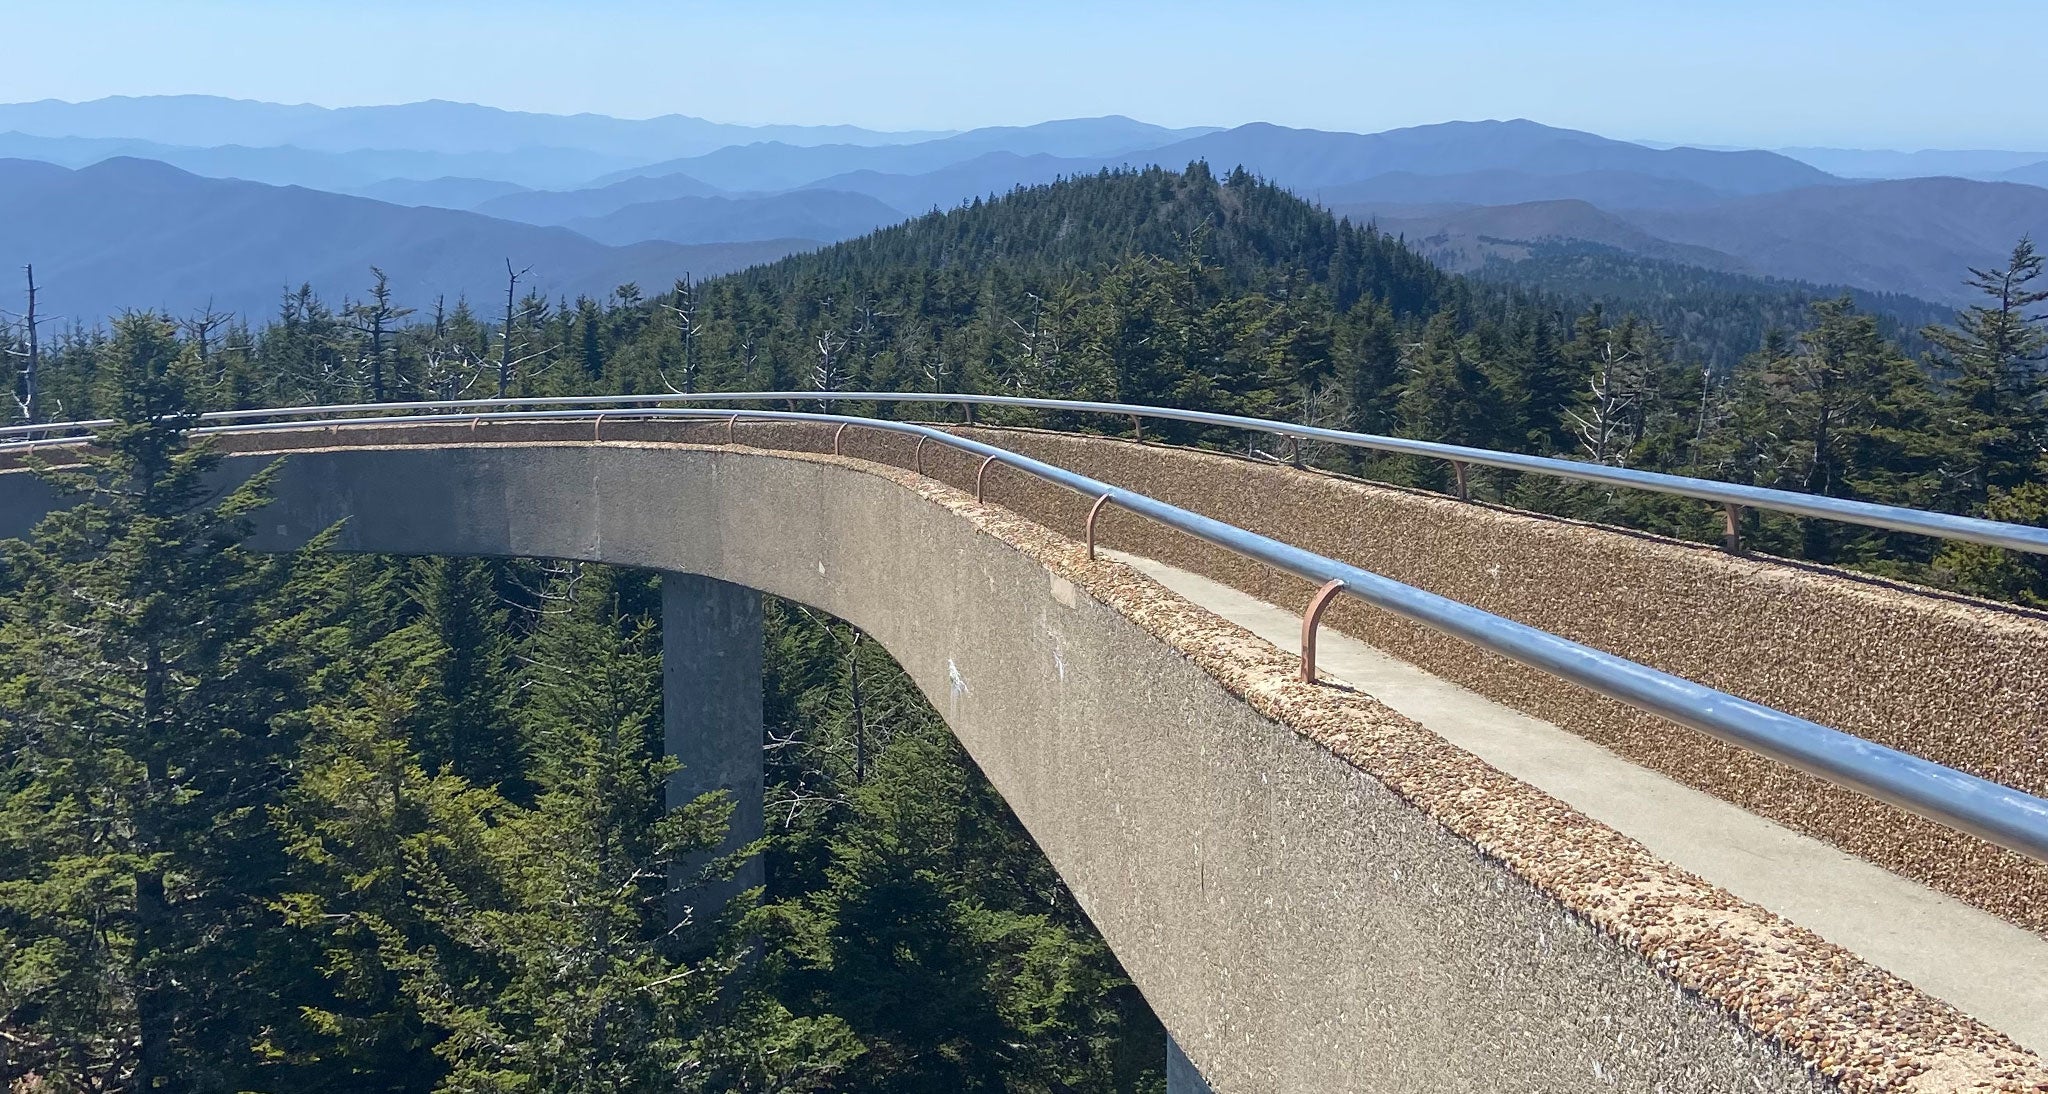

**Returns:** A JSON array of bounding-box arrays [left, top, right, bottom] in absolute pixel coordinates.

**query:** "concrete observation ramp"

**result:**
[[2, 420, 2044, 1094]]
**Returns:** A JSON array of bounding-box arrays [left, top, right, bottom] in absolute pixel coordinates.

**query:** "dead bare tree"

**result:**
[[761, 606, 925, 827], [494, 261, 550, 397], [6, 265, 43, 424], [1294, 378, 1347, 466], [345, 268, 414, 403], [1000, 291, 1061, 393], [416, 345, 489, 402], [1566, 337, 1642, 466], [658, 276, 701, 393], [812, 328, 848, 399], [917, 325, 951, 394], [400, 295, 479, 400], [179, 300, 232, 371], [847, 296, 893, 385]]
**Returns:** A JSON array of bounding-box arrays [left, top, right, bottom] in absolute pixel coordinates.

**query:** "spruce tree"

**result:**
[[1710, 298, 1935, 560], [1923, 237, 2048, 508], [0, 315, 305, 1089]]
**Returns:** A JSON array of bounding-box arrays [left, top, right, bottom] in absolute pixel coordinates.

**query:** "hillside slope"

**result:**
[[1620, 177, 2048, 303], [476, 171, 728, 225], [725, 163, 1453, 322], [348, 176, 532, 209], [0, 158, 810, 322], [0, 131, 638, 190], [585, 118, 1208, 191], [1351, 199, 1749, 272], [1144, 120, 1836, 193], [565, 190, 904, 246], [799, 151, 1105, 213], [1309, 168, 1734, 210]]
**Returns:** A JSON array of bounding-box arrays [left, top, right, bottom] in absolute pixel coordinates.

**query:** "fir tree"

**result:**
[[1924, 237, 2048, 508], [0, 315, 307, 1089]]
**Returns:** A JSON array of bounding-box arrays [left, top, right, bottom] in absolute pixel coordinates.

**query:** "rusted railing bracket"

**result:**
[[1300, 579, 1347, 684], [975, 454, 998, 502], [1085, 493, 1115, 560], [1451, 460, 1470, 502], [1723, 502, 1743, 553], [833, 421, 850, 455]]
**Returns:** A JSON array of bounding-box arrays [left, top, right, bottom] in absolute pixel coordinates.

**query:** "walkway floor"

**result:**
[[1108, 551, 2048, 1057]]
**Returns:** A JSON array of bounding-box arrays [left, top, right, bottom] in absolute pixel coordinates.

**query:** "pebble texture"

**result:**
[[905, 425, 2048, 937], [8, 420, 2047, 1091], [58, 417, 2048, 931]]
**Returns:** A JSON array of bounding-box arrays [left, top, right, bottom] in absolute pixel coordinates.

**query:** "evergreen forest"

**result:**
[[1, 163, 2044, 1091]]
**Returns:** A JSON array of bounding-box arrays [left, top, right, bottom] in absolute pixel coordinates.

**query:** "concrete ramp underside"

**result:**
[[3, 429, 2043, 1093]]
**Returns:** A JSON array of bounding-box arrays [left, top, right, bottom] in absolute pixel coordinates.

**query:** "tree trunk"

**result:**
[[134, 642, 177, 1090], [17, 264, 40, 424]]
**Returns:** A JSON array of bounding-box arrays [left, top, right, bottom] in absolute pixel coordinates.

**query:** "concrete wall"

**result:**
[[872, 425, 2048, 939], [4, 425, 2045, 1092]]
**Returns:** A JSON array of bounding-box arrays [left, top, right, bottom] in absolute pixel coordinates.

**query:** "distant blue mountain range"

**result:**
[[5, 97, 2048, 319]]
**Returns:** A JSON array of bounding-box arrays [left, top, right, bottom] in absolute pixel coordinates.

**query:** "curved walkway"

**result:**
[[2, 424, 2043, 1093], [1108, 550, 2048, 1057]]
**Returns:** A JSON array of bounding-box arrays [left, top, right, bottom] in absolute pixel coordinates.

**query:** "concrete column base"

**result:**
[[663, 572, 765, 926], [1167, 1035, 1214, 1094]]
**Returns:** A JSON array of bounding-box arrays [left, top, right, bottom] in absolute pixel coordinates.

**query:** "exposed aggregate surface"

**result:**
[[68, 419, 2048, 1091]]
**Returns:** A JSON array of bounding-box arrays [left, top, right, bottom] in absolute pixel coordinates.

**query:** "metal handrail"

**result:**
[[9, 390, 2046, 556], [7, 404, 2044, 863]]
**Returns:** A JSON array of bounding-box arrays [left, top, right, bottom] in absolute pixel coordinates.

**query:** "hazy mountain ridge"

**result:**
[[349, 176, 533, 209], [796, 151, 1107, 212], [1347, 199, 1751, 273], [8, 96, 2048, 319], [586, 117, 1219, 190], [1775, 145, 2048, 180], [0, 130, 643, 190], [0, 95, 950, 158], [0, 157, 813, 322], [1306, 169, 1736, 210], [1331, 177, 2048, 304], [563, 190, 904, 246], [1617, 177, 2048, 303], [1135, 119, 1837, 193], [475, 171, 729, 224]]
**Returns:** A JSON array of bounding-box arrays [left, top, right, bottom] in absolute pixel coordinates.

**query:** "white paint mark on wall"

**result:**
[[948, 659, 972, 698], [1049, 573, 1078, 609]]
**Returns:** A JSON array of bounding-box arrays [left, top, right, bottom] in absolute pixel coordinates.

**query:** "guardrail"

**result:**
[[6, 403, 2046, 865], [10, 391, 2047, 557]]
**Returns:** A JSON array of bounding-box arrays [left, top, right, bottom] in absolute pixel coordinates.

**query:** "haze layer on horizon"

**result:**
[[6, 0, 2045, 151]]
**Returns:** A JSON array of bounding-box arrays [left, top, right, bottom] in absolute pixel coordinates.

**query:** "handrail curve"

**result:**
[[9, 390, 2046, 557], [6, 404, 2044, 864]]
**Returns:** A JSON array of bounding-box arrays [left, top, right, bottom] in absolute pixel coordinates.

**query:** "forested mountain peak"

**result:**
[[739, 162, 1452, 318]]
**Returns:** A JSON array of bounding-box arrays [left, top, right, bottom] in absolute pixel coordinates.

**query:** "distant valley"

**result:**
[[5, 95, 2048, 322]]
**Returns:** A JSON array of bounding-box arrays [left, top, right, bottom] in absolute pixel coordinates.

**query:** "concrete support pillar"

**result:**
[[663, 572, 765, 925], [1167, 1035, 1214, 1094]]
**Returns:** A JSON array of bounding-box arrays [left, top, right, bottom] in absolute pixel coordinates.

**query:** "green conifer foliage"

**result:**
[[0, 315, 306, 1089], [1923, 238, 2048, 508]]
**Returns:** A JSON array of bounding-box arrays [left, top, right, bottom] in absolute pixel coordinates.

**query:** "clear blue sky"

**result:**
[[7, 0, 2044, 149]]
